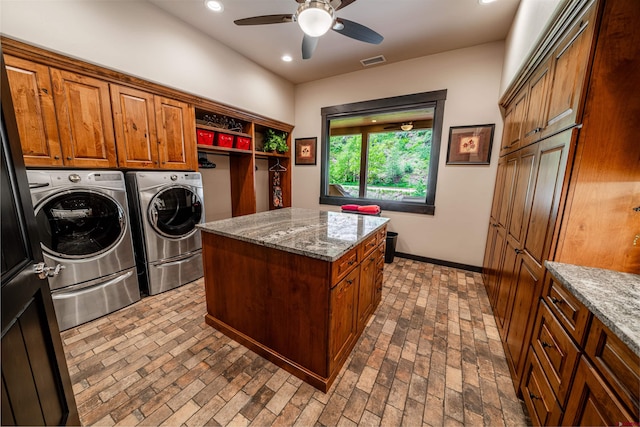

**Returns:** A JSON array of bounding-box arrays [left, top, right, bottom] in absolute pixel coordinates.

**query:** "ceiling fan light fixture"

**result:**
[[204, 0, 224, 12], [401, 123, 413, 131], [296, 1, 335, 37]]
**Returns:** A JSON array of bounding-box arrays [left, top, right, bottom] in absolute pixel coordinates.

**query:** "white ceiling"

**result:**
[[148, 0, 521, 85]]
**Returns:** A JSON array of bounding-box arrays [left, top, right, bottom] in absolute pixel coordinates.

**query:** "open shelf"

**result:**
[[197, 144, 252, 155], [196, 123, 252, 139], [255, 151, 290, 159]]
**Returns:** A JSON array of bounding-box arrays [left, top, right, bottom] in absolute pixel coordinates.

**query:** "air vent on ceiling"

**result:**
[[360, 55, 386, 67]]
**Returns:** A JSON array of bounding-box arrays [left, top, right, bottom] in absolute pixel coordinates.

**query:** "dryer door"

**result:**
[[35, 190, 125, 258], [148, 186, 203, 239]]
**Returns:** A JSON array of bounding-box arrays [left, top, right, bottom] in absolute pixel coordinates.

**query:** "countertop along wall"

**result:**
[[293, 42, 505, 268]]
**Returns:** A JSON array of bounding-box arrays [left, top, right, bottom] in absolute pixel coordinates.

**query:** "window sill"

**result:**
[[319, 196, 435, 215]]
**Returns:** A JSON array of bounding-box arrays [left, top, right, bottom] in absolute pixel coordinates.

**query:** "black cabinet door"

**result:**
[[1, 54, 79, 426]]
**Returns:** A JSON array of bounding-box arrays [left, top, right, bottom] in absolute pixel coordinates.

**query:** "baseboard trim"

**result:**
[[395, 252, 482, 273]]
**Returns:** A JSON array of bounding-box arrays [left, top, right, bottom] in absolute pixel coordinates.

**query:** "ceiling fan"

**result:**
[[234, 0, 383, 60]]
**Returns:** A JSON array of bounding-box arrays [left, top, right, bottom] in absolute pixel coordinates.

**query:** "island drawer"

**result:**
[[542, 277, 591, 346], [376, 226, 387, 244], [332, 246, 359, 286], [361, 233, 378, 257]]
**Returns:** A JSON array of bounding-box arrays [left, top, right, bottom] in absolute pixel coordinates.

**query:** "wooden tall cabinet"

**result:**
[[483, 0, 640, 424]]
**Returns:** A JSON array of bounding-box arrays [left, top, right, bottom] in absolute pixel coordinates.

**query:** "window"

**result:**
[[320, 90, 446, 214]]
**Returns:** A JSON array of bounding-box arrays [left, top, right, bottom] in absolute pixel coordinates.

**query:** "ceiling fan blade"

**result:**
[[335, 0, 358, 11], [234, 14, 294, 26], [302, 34, 319, 60], [333, 18, 383, 44]]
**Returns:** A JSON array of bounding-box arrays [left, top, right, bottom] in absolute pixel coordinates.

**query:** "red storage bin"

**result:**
[[197, 130, 214, 146], [216, 133, 234, 148], [235, 136, 251, 150]]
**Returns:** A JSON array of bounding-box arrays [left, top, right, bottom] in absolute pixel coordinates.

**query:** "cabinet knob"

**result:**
[[541, 341, 554, 350], [529, 392, 541, 401], [346, 279, 353, 285], [66, 156, 72, 161], [549, 296, 563, 305], [514, 248, 523, 254], [54, 156, 60, 160]]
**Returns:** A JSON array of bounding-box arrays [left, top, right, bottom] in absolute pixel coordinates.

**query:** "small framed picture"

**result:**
[[446, 124, 495, 165], [295, 137, 317, 165]]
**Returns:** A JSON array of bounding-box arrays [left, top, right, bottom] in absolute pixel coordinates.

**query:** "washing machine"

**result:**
[[125, 171, 204, 296], [26, 170, 141, 330]]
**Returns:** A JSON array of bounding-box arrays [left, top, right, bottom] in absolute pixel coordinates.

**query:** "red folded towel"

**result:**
[[357, 205, 381, 214], [341, 204, 360, 211]]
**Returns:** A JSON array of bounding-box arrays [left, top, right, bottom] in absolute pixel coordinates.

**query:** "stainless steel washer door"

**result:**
[[148, 186, 203, 239], [35, 190, 125, 258]]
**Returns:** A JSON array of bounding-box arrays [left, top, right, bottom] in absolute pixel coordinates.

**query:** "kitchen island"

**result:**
[[197, 208, 389, 391]]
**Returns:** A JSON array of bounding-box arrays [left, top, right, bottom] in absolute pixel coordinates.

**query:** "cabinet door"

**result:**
[[504, 254, 542, 384], [522, 130, 572, 268], [111, 85, 158, 169], [329, 268, 359, 374], [563, 357, 634, 426], [522, 57, 552, 146], [500, 88, 527, 155], [4, 55, 62, 167], [507, 145, 536, 245], [50, 69, 117, 168], [543, 2, 597, 138], [154, 96, 196, 170], [357, 252, 377, 333]]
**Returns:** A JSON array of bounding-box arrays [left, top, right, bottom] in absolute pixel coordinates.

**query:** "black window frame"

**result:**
[[319, 90, 447, 215]]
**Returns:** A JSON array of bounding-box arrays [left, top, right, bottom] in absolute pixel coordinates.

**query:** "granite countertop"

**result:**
[[545, 261, 640, 357], [197, 207, 389, 262]]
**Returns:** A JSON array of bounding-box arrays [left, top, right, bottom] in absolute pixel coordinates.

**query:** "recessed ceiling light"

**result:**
[[205, 0, 224, 12], [282, 55, 293, 62], [371, 119, 377, 123], [479, 0, 497, 4]]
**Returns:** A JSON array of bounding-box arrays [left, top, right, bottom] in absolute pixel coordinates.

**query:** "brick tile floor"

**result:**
[[61, 258, 529, 426]]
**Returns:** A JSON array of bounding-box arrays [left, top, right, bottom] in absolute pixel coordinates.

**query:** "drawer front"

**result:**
[[543, 276, 591, 345], [361, 233, 378, 257], [532, 301, 581, 404], [521, 349, 563, 426], [584, 316, 640, 416], [376, 226, 387, 244], [331, 246, 359, 286]]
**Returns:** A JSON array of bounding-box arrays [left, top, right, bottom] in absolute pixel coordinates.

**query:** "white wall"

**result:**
[[500, 0, 565, 95], [293, 42, 505, 267], [0, 0, 295, 124]]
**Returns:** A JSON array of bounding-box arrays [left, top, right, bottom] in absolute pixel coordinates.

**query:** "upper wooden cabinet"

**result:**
[[4, 55, 63, 167], [50, 68, 118, 169], [500, 0, 598, 155], [154, 96, 196, 170], [110, 85, 158, 169], [542, 2, 597, 139], [111, 85, 196, 170]]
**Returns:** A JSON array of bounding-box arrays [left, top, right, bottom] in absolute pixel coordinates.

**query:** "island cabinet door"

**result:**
[[357, 251, 377, 333], [329, 267, 359, 374]]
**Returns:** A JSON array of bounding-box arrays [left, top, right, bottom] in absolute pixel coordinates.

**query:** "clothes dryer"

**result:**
[[126, 171, 204, 295], [26, 170, 140, 330]]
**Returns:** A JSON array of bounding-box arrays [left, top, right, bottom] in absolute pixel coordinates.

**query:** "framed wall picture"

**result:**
[[295, 137, 317, 165], [446, 124, 495, 165]]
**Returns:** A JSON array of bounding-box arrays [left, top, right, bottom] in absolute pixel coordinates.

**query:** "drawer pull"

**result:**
[[346, 279, 353, 285], [514, 248, 523, 254], [529, 392, 541, 401], [549, 296, 563, 305], [347, 260, 355, 266], [541, 341, 554, 350]]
